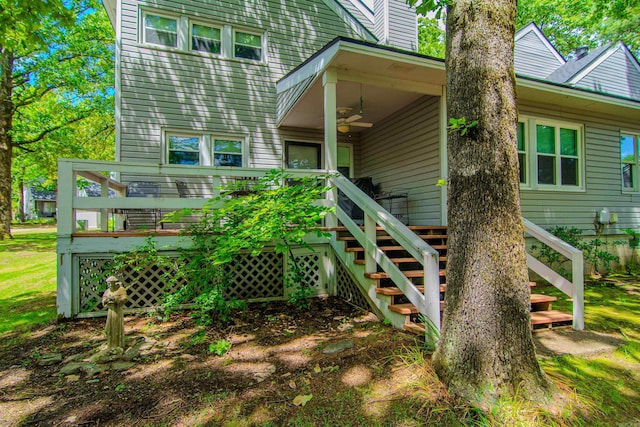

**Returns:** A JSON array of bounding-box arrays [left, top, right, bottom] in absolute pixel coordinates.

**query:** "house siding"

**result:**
[[573, 46, 640, 101], [515, 30, 564, 79], [118, 0, 362, 168], [519, 101, 640, 234], [359, 95, 442, 225], [386, 0, 416, 51]]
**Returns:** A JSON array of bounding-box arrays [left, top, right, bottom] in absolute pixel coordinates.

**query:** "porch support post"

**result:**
[[99, 176, 109, 232], [364, 213, 376, 274], [323, 68, 338, 228]]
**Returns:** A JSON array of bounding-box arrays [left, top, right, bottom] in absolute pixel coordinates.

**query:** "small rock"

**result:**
[[337, 323, 354, 332], [63, 353, 88, 364], [60, 362, 87, 376], [322, 339, 355, 354], [353, 312, 380, 323], [86, 379, 100, 384], [111, 362, 135, 371], [122, 346, 141, 361], [82, 364, 104, 377], [38, 353, 63, 366], [66, 375, 80, 383], [139, 339, 157, 351], [92, 347, 123, 363]]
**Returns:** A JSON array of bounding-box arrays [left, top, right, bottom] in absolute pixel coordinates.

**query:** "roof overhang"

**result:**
[[517, 77, 640, 122], [276, 38, 446, 131], [102, 0, 117, 30]]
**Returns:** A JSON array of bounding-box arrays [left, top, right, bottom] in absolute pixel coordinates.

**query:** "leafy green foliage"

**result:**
[[517, 0, 640, 57], [208, 339, 231, 356], [406, 0, 451, 18], [113, 170, 334, 324], [417, 16, 445, 58], [447, 117, 478, 136], [531, 226, 623, 277]]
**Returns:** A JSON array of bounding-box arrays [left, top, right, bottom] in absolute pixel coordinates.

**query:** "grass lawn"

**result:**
[[0, 227, 57, 334], [1, 228, 639, 426]]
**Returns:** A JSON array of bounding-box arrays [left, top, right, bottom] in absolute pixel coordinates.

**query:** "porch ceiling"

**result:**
[[276, 39, 446, 132]]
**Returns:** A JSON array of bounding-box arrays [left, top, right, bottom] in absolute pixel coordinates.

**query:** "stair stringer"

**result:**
[[330, 238, 410, 330]]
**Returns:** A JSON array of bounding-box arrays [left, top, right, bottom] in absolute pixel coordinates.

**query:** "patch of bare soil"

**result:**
[[0, 297, 422, 426]]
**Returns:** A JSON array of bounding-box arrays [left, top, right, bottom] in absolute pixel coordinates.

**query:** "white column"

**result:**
[[323, 69, 338, 228]]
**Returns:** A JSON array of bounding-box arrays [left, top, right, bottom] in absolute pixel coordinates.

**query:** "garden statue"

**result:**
[[102, 276, 128, 349]]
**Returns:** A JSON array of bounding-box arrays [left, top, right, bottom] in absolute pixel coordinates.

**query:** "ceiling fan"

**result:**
[[336, 107, 373, 133]]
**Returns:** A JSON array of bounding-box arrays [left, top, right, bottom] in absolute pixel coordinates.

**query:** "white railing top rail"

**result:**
[[523, 217, 584, 330]]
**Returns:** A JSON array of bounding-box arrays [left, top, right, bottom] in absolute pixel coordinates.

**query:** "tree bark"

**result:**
[[432, 0, 550, 403], [0, 49, 15, 239]]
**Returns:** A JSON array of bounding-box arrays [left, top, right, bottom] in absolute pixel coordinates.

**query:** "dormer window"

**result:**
[[191, 23, 221, 54], [143, 12, 178, 48]]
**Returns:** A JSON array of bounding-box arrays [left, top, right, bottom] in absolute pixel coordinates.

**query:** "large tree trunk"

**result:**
[[0, 49, 14, 240], [432, 0, 550, 403]]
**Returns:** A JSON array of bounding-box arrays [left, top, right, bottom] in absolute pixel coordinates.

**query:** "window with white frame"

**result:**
[[234, 31, 262, 61], [166, 133, 246, 167], [140, 9, 265, 62], [143, 12, 178, 48], [621, 133, 640, 191], [191, 22, 222, 54], [213, 139, 243, 167], [517, 121, 528, 185], [518, 117, 584, 190], [168, 134, 201, 165]]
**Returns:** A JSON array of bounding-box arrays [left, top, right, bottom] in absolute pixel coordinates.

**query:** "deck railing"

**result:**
[[57, 159, 583, 330], [331, 175, 442, 330], [524, 218, 584, 330]]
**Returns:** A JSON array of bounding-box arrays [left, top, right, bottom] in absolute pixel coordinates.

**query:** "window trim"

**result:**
[[621, 132, 640, 193], [164, 130, 248, 167], [519, 116, 585, 192], [190, 20, 223, 55], [233, 29, 265, 62], [139, 7, 266, 63], [141, 9, 179, 49], [284, 140, 323, 170]]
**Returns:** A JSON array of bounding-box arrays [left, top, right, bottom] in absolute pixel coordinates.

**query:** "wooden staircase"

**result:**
[[335, 225, 573, 333]]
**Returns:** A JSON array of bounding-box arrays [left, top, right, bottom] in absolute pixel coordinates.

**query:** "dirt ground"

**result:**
[[0, 297, 429, 427]]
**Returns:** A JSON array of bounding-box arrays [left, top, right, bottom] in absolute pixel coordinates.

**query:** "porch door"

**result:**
[[285, 141, 321, 169]]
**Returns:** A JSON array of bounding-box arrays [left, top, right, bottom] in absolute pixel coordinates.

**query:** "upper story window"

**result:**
[[234, 31, 262, 61], [166, 132, 247, 167], [621, 133, 640, 191], [518, 117, 584, 190], [143, 12, 178, 48], [191, 23, 221, 54], [140, 8, 265, 62]]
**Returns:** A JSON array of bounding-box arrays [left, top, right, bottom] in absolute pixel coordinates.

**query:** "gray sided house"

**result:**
[[57, 0, 639, 331]]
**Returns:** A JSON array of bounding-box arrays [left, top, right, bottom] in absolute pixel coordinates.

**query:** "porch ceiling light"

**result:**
[[337, 123, 350, 133]]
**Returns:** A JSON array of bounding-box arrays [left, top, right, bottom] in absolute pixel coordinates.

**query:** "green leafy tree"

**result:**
[[0, 0, 114, 237], [408, 0, 549, 404], [517, 0, 640, 57], [417, 16, 445, 58]]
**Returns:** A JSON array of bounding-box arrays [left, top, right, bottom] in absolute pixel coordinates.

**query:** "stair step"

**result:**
[[354, 256, 447, 265], [338, 234, 448, 242], [365, 270, 446, 279], [404, 321, 426, 334], [375, 285, 447, 295], [530, 294, 556, 303], [346, 245, 447, 252], [389, 301, 445, 315], [530, 310, 573, 326]]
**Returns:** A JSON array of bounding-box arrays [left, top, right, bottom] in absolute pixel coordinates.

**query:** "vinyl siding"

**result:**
[[519, 102, 640, 235], [118, 0, 362, 168], [573, 46, 640, 101], [386, 0, 416, 51], [359, 96, 442, 225], [337, 0, 374, 27], [515, 31, 564, 79]]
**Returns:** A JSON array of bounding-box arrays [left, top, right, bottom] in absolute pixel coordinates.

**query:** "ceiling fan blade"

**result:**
[[351, 122, 373, 128], [345, 114, 362, 123]]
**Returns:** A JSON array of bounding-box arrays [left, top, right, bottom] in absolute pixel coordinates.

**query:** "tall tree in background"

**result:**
[[409, 0, 549, 403], [517, 0, 640, 57], [0, 0, 114, 238]]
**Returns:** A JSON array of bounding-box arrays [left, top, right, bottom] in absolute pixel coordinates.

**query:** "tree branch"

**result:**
[[13, 84, 63, 110], [13, 114, 89, 147]]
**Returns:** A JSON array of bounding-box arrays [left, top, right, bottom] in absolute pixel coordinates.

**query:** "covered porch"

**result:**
[[276, 38, 448, 226]]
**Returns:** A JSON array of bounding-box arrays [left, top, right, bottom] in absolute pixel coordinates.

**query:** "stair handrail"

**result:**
[[523, 218, 584, 330], [331, 175, 442, 330]]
